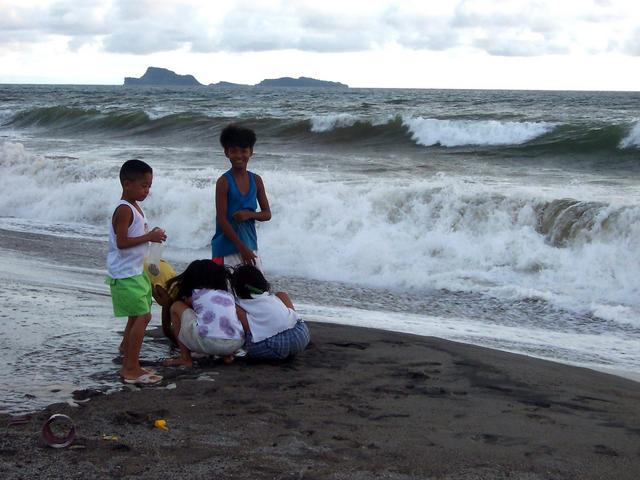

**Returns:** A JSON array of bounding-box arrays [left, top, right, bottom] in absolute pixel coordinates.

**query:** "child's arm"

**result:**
[[275, 291, 295, 310], [235, 305, 250, 333], [153, 285, 178, 346], [113, 205, 166, 249], [232, 175, 271, 223], [215, 176, 257, 263]]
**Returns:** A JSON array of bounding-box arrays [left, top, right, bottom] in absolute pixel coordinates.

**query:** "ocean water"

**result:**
[[1, 84, 639, 412]]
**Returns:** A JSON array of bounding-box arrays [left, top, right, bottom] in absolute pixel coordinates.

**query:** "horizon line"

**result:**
[[1, 81, 639, 94]]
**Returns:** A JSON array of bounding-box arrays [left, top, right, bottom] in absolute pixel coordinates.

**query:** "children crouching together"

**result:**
[[106, 125, 310, 386], [157, 261, 309, 370]]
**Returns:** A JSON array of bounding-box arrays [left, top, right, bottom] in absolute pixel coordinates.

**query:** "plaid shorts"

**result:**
[[246, 320, 310, 360]]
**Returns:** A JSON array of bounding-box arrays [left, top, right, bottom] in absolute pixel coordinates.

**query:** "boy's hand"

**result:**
[[239, 245, 257, 265], [153, 285, 172, 307], [148, 227, 167, 243], [233, 210, 254, 223]]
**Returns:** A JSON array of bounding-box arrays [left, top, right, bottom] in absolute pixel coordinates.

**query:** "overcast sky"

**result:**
[[2, 0, 640, 90]]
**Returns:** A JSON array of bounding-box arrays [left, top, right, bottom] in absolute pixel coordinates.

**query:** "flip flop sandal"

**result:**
[[123, 373, 163, 385]]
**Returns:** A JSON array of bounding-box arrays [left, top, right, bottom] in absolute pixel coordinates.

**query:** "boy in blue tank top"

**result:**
[[211, 125, 271, 268]]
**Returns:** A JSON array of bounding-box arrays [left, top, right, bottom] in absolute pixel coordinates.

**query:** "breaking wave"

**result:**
[[619, 121, 640, 148], [2, 141, 639, 321], [4, 106, 640, 156], [403, 117, 557, 147]]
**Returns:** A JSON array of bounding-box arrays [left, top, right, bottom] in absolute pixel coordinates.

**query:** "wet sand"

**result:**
[[2, 321, 640, 480], [1, 228, 640, 479]]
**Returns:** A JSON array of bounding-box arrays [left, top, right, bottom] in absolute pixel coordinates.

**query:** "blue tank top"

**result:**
[[211, 170, 258, 257]]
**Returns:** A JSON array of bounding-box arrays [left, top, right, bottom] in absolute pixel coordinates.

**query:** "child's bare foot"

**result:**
[[223, 355, 235, 365], [162, 357, 193, 367]]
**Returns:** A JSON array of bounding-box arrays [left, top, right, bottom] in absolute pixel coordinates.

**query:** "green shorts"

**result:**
[[107, 273, 152, 317]]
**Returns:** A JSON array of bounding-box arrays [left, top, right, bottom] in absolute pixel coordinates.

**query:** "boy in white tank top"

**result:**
[[107, 159, 167, 385]]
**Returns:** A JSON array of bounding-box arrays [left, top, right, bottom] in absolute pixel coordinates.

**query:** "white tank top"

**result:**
[[107, 200, 148, 279], [236, 293, 299, 343]]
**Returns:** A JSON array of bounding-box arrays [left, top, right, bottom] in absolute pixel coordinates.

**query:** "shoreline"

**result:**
[[3, 321, 640, 479], [301, 307, 640, 385], [2, 227, 640, 477], [0, 225, 638, 390]]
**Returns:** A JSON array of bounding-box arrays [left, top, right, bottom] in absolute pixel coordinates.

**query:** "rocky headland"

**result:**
[[124, 68, 348, 88]]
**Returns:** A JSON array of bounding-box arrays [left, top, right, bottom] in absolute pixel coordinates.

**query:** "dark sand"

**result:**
[[2, 322, 640, 480], [1, 228, 639, 478]]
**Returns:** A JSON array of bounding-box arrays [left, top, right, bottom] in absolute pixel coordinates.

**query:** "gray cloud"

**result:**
[[43, 1, 109, 35], [1, 0, 639, 57], [475, 34, 570, 57], [204, 5, 380, 53], [101, 0, 210, 54], [381, 9, 461, 51], [0, 0, 108, 53], [452, 0, 562, 33]]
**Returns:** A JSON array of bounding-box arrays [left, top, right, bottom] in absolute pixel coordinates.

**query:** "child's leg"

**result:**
[[119, 317, 136, 353], [162, 302, 193, 367], [120, 312, 151, 379], [121, 315, 156, 374]]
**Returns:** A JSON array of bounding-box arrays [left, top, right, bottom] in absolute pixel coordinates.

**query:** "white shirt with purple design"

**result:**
[[191, 289, 244, 341]]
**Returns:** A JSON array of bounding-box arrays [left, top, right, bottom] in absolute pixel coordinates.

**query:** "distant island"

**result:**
[[208, 81, 251, 88], [123, 67, 348, 88], [124, 67, 202, 86], [257, 77, 348, 88]]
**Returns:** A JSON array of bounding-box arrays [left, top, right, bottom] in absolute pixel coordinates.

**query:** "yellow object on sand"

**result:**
[[154, 419, 169, 431], [144, 259, 177, 289]]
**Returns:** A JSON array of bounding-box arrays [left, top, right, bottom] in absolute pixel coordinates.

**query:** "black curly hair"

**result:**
[[219, 124, 256, 149]]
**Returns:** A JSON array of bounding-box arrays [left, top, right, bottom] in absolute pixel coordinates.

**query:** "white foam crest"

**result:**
[[0, 109, 15, 125], [143, 108, 168, 120], [1, 142, 120, 225], [309, 114, 392, 133], [619, 120, 640, 148], [2, 142, 639, 324], [259, 171, 640, 322], [403, 117, 556, 147], [0, 141, 115, 181], [591, 305, 640, 327], [310, 113, 359, 132], [0, 142, 215, 251]]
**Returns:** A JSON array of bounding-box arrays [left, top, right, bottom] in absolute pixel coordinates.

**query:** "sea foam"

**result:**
[[261, 170, 640, 320], [403, 117, 556, 147], [310, 113, 392, 132], [619, 120, 640, 148], [2, 141, 639, 324], [309, 115, 556, 147]]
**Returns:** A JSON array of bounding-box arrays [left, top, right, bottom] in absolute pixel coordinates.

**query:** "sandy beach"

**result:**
[[1, 322, 640, 479], [1, 229, 640, 479]]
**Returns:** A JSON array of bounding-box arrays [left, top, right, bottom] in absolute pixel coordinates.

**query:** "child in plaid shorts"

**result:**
[[231, 265, 310, 360]]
